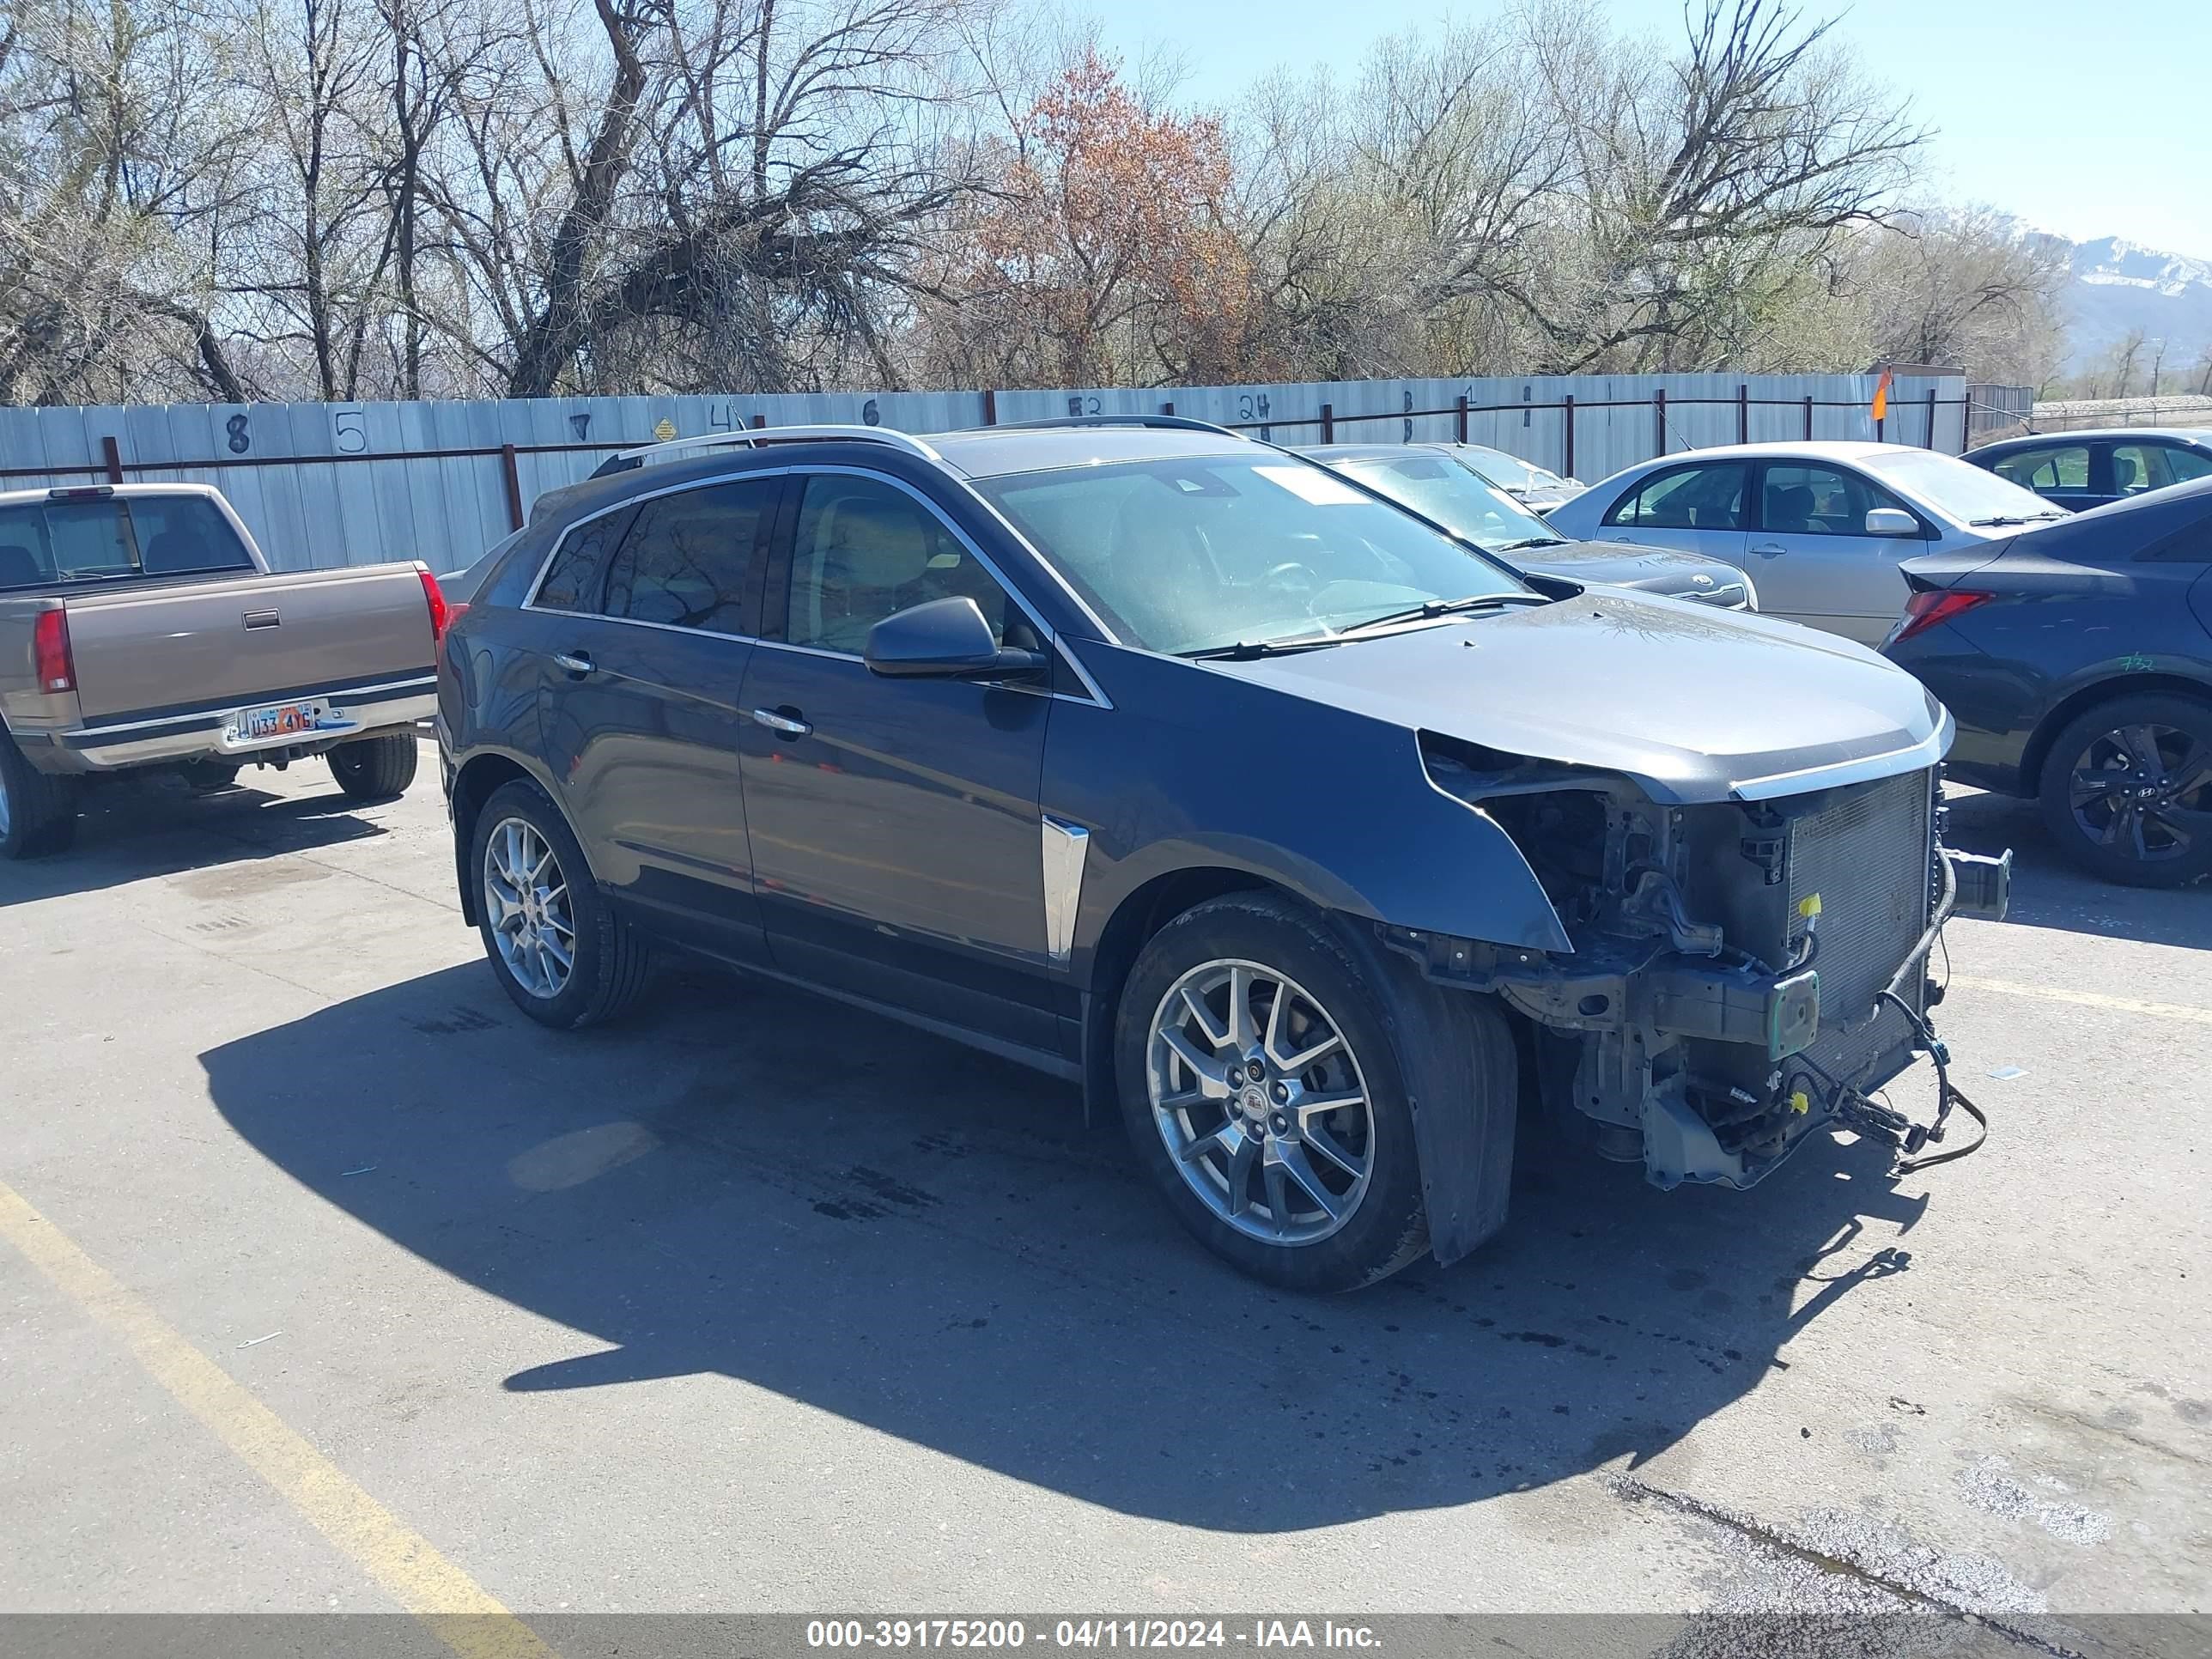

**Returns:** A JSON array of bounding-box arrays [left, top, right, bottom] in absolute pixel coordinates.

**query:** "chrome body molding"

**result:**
[[1040, 814, 1091, 965]]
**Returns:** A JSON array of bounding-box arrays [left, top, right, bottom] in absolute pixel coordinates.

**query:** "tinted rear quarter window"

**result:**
[[532, 508, 634, 611]]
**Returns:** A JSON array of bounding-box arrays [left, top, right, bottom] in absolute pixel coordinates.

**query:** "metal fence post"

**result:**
[[1161, 400, 1175, 416], [750, 414, 766, 429], [500, 444, 524, 530], [1803, 395, 1814, 440], [101, 435, 125, 484], [1320, 402, 1334, 443], [1736, 385, 1749, 446], [1961, 392, 1972, 453], [1455, 395, 1468, 443], [1925, 386, 1938, 450], [982, 388, 998, 426], [1653, 389, 1667, 454], [1562, 395, 1576, 478]]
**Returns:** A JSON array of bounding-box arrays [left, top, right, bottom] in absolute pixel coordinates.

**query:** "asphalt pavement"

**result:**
[[0, 747, 2205, 1656]]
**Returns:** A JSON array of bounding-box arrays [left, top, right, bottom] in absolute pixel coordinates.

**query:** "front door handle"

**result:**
[[553, 651, 595, 675], [1748, 543, 1786, 556], [750, 707, 812, 738]]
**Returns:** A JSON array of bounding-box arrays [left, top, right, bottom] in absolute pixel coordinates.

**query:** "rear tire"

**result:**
[[328, 733, 419, 800], [177, 760, 241, 794], [1114, 891, 1503, 1292], [2037, 693, 2212, 887], [0, 738, 80, 860], [470, 779, 651, 1029]]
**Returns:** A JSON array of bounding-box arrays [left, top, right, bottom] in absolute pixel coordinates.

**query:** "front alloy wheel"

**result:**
[[1147, 960, 1375, 1244], [483, 816, 574, 999]]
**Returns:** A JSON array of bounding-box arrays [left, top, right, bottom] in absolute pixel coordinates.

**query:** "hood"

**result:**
[[1514, 538, 1749, 603], [1194, 589, 1947, 805]]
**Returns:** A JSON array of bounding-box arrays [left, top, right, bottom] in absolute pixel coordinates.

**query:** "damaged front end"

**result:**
[[1391, 736, 2011, 1190]]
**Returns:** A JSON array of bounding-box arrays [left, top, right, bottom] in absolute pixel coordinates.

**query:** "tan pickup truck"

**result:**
[[0, 483, 444, 858]]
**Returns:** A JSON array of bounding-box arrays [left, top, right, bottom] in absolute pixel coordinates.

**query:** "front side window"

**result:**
[[1334, 455, 1559, 551], [973, 456, 1529, 655], [0, 495, 251, 590], [1758, 464, 1909, 537], [601, 478, 775, 634], [785, 475, 1015, 653], [1992, 445, 2088, 493], [1601, 463, 1749, 532]]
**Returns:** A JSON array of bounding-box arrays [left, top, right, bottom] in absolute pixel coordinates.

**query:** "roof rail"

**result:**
[[989, 414, 1247, 440], [592, 423, 944, 477]]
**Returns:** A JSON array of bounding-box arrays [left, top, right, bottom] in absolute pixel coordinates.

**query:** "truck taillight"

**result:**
[[32, 608, 74, 693], [415, 563, 450, 645]]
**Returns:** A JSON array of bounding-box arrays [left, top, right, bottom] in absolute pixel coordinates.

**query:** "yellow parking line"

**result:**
[[1948, 975, 2212, 1025], [0, 1180, 557, 1659]]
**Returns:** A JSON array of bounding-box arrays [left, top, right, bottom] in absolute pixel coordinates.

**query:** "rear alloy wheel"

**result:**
[[2039, 695, 2212, 887], [469, 779, 651, 1028]]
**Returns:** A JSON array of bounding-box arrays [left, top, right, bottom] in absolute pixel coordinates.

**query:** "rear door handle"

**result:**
[[750, 707, 812, 738], [553, 651, 596, 675]]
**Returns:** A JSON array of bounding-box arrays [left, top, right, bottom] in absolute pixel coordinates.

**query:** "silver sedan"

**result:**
[[1544, 441, 2065, 644]]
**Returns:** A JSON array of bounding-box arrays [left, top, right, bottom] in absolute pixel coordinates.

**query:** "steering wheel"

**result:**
[[1264, 561, 1322, 598]]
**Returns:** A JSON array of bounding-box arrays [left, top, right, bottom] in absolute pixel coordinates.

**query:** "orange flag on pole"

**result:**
[[1871, 368, 1893, 423]]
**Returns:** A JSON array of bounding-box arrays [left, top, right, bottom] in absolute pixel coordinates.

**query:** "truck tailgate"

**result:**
[[64, 564, 435, 724]]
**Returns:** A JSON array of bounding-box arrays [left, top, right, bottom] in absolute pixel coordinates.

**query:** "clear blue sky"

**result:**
[[1091, 0, 2212, 257]]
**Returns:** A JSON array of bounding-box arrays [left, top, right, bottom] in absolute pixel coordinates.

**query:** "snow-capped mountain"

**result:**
[[2062, 236, 2212, 372]]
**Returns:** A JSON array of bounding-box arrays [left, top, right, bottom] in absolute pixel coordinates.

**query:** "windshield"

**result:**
[[1331, 455, 1562, 550], [1465, 447, 1564, 491], [1861, 449, 2065, 524], [973, 457, 1532, 654], [0, 495, 252, 590]]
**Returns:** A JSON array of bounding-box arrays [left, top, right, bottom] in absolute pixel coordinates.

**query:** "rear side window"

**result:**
[[1992, 445, 2087, 492], [532, 509, 633, 612], [601, 478, 778, 634], [1601, 463, 1749, 532], [0, 494, 251, 590]]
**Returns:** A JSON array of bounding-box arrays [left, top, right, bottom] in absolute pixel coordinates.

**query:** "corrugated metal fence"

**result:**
[[0, 370, 1964, 574]]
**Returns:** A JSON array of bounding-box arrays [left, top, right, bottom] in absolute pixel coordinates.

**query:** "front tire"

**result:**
[[469, 779, 651, 1028], [2038, 693, 2212, 887], [328, 733, 420, 800], [1115, 892, 1473, 1292], [0, 738, 79, 860]]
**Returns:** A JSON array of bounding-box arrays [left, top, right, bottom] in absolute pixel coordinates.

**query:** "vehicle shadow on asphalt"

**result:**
[[0, 775, 389, 908], [200, 960, 1935, 1533], [1942, 787, 2212, 950]]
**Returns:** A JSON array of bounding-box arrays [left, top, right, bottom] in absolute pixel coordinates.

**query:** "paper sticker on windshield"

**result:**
[[1254, 465, 1368, 506]]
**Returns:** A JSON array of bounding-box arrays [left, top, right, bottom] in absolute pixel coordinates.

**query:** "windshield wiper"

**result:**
[[1339, 592, 1551, 634], [1969, 513, 2064, 526], [1492, 536, 1569, 551], [1177, 635, 1344, 661]]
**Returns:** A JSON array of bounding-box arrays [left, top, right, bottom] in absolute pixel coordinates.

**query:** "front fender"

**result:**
[[1043, 648, 1571, 983]]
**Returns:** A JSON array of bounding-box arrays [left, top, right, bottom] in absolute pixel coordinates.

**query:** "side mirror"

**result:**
[[864, 596, 1048, 681], [1864, 507, 1919, 537]]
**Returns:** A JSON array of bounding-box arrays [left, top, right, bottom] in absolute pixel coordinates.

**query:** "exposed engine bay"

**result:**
[[1393, 736, 2013, 1190]]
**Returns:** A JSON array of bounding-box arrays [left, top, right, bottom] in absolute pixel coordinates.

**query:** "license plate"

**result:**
[[228, 700, 327, 743]]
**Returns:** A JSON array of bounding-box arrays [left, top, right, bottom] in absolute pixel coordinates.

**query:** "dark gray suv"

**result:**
[[437, 417, 2002, 1291]]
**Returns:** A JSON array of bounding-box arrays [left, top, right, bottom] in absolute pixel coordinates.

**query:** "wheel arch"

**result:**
[[2021, 673, 2212, 795], [449, 749, 564, 925]]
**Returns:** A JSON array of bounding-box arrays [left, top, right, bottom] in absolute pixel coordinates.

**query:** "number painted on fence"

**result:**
[[1236, 392, 1271, 422], [708, 400, 735, 430], [332, 408, 368, 453], [225, 413, 251, 454], [568, 410, 591, 441]]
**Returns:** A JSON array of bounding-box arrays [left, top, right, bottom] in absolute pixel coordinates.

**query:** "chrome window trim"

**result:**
[[520, 465, 794, 623]]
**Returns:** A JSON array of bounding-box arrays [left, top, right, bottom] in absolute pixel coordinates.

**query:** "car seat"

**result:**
[[1765, 483, 1816, 533], [0, 542, 44, 586], [806, 494, 934, 653]]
